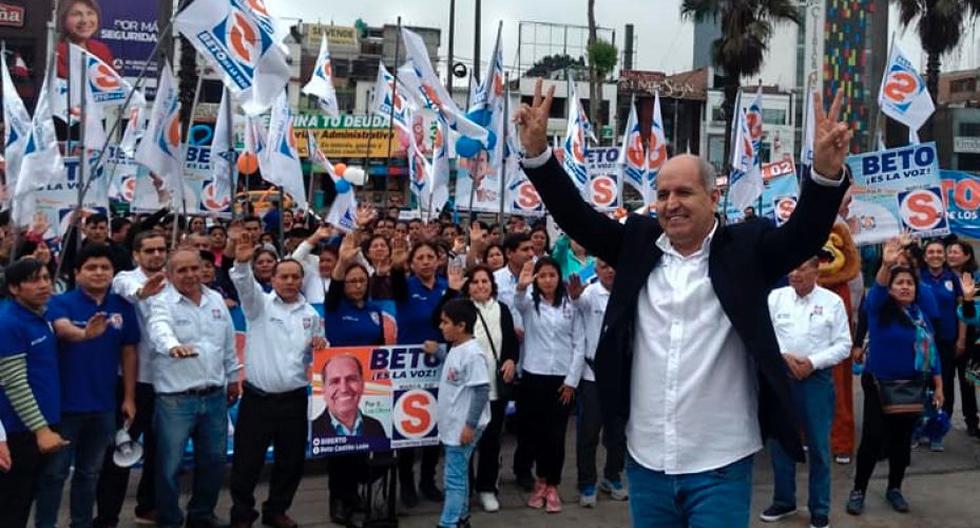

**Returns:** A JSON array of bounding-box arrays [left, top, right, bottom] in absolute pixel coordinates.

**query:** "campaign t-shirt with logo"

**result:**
[[46, 289, 140, 414], [0, 301, 61, 433], [920, 268, 963, 342], [437, 338, 491, 446]]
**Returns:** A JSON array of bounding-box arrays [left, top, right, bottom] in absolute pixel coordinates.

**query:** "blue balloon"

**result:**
[[455, 136, 482, 158], [334, 178, 351, 194], [485, 130, 497, 151]]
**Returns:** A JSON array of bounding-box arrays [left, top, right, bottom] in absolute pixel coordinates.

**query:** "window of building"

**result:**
[[950, 78, 978, 94], [711, 105, 725, 125], [762, 108, 787, 125], [959, 122, 980, 137]]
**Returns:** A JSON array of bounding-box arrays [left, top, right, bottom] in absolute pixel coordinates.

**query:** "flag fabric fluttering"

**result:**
[[68, 43, 117, 150], [729, 105, 762, 210], [134, 63, 182, 193], [302, 33, 340, 116], [878, 43, 935, 143], [2, 49, 32, 205], [401, 27, 490, 146], [260, 92, 307, 209], [14, 56, 65, 226], [325, 175, 358, 233], [407, 129, 432, 207], [620, 99, 647, 203], [647, 92, 668, 195], [306, 129, 334, 176], [468, 24, 506, 166], [209, 87, 236, 210], [370, 61, 411, 134], [562, 84, 590, 193], [175, 0, 291, 116], [428, 117, 450, 215], [244, 114, 268, 158], [800, 83, 816, 168], [118, 90, 148, 158]]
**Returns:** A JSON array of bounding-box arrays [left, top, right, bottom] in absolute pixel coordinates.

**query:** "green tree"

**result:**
[[587, 38, 618, 138], [893, 0, 980, 140], [524, 54, 586, 78], [681, 0, 799, 167]]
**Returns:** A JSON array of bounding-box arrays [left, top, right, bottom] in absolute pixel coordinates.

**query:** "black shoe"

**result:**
[[516, 474, 535, 492], [886, 488, 910, 513], [401, 484, 420, 508], [809, 514, 830, 528], [759, 504, 797, 522], [186, 517, 230, 528], [458, 516, 472, 528], [845, 490, 865, 516], [420, 481, 445, 502], [968, 426, 980, 438], [330, 497, 353, 525]]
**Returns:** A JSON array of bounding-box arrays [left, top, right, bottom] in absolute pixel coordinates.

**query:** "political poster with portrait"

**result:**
[[941, 170, 980, 240], [721, 161, 799, 222], [309, 345, 443, 457], [845, 143, 949, 246], [455, 155, 504, 213], [585, 147, 621, 212], [98, 0, 160, 91]]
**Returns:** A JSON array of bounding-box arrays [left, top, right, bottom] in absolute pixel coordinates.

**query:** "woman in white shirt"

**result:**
[[514, 256, 586, 513]]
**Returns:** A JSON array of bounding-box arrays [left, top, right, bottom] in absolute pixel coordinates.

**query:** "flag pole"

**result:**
[[872, 32, 897, 151], [226, 90, 238, 220], [465, 71, 477, 219], [75, 47, 87, 254], [383, 16, 402, 213], [497, 71, 509, 225], [172, 70, 204, 248]]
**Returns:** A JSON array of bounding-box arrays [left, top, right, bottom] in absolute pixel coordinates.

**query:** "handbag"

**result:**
[[476, 310, 515, 401], [874, 376, 927, 415]]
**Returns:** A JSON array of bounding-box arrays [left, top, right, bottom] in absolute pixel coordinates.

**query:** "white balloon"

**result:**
[[343, 167, 368, 186]]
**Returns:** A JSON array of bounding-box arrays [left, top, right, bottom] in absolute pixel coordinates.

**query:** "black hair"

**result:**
[[110, 217, 131, 232], [133, 230, 166, 252], [502, 232, 531, 255], [441, 298, 477, 334], [471, 220, 489, 231], [75, 244, 114, 271], [462, 264, 498, 299], [408, 240, 439, 266], [921, 239, 950, 271], [287, 227, 312, 239], [199, 250, 216, 265], [362, 234, 392, 256], [946, 239, 978, 274], [85, 213, 108, 226], [5, 258, 47, 293], [319, 244, 339, 258], [530, 225, 551, 251], [208, 224, 227, 235], [483, 243, 504, 263], [531, 256, 566, 313], [274, 258, 305, 277], [878, 266, 918, 328], [242, 215, 262, 226]]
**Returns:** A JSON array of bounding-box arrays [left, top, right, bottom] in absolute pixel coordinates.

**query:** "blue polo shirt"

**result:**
[[920, 268, 963, 342], [865, 284, 942, 380], [396, 275, 447, 345], [325, 300, 385, 347], [46, 289, 140, 414], [0, 300, 61, 433]]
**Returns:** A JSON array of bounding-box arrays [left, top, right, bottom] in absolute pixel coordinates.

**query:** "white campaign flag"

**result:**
[[134, 63, 182, 192], [878, 43, 935, 143], [800, 84, 815, 167], [562, 84, 590, 193], [428, 117, 450, 215], [620, 100, 647, 202], [2, 50, 32, 204], [306, 129, 334, 175], [647, 92, 668, 194], [729, 106, 762, 210], [325, 176, 358, 233], [468, 24, 505, 167], [118, 90, 147, 158], [302, 34, 339, 116], [401, 27, 489, 146], [407, 129, 432, 206], [209, 88, 235, 210], [14, 58, 65, 226], [244, 114, 268, 157], [67, 44, 111, 150], [260, 92, 307, 209], [370, 61, 411, 134], [175, 0, 291, 116]]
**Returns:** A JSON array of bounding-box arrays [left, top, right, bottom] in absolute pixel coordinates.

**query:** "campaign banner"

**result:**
[[97, 0, 160, 92], [455, 155, 504, 213], [586, 147, 621, 212], [845, 143, 949, 245], [309, 345, 443, 457], [291, 114, 400, 159], [506, 171, 545, 217], [722, 170, 800, 222], [941, 170, 980, 240]]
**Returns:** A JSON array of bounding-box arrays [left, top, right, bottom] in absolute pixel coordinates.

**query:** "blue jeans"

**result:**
[[154, 390, 229, 528], [770, 368, 834, 518], [35, 411, 116, 528], [626, 454, 754, 528], [439, 431, 482, 528]]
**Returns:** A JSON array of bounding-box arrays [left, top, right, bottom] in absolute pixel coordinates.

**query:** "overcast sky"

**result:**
[[269, 0, 979, 79]]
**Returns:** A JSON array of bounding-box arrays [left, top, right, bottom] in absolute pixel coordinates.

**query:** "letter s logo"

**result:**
[[393, 389, 436, 438]]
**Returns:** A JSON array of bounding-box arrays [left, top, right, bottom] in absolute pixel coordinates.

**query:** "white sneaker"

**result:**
[[834, 455, 851, 464], [480, 492, 500, 513], [580, 490, 597, 508]]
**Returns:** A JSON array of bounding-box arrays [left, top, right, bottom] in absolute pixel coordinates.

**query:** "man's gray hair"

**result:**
[[696, 157, 717, 192]]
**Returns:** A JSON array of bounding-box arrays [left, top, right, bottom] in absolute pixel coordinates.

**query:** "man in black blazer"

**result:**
[[514, 79, 853, 528]]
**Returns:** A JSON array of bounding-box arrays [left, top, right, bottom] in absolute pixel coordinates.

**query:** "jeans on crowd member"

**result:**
[[853, 372, 920, 493], [229, 384, 308, 524], [95, 381, 157, 527], [35, 411, 116, 528], [576, 379, 626, 490], [0, 431, 46, 528], [519, 372, 572, 485], [474, 399, 508, 493], [154, 389, 228, 528], [626, 454, 754, 528], [770, 368, 835, 518], [440, 431, 483, 527]]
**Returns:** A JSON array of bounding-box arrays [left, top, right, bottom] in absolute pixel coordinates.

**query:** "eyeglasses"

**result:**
[[142, 247, 167, 254]]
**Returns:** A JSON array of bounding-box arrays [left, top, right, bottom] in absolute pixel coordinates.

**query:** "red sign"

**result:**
[[0, 2, 24, 27], [761, 156, 796, 180]]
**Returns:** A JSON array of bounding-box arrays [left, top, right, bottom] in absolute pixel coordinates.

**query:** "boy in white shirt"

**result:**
[[424, 299, 491, 528]]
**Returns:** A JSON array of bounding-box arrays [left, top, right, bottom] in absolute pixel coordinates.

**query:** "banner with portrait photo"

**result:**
[[845, 143, 949, 246], [98, 0, 160, 92], [309, 345, 443, 457]]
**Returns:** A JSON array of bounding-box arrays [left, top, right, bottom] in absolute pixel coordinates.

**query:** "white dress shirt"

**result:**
[[0, 417, 6, 442], [513, 289, 586, 388], [576, 281, 611, 382], [146, 284, 241, 393], [230, 262, 323, 393], [768, 285, 852, 371], [112, 267, 159, 384], [629, 222, 762, 475], [291, 241, 330, 304], [493, 266, 523, 330]]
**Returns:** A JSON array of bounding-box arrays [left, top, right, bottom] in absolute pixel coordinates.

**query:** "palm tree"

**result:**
[[894, 0, 980, 139], [680, 0, 800, 167]]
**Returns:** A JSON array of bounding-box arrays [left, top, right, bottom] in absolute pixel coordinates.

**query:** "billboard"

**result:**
[[97, 0, 160, 91]]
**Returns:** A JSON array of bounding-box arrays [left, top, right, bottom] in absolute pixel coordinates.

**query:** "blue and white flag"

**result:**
[[647, 91, 668, 194], [14, 57, 65, 226], [175, 0, 291, 115], [2, 50, 31, 206], [729, 87, 764, 209], [800, 83, 815, 168], [134, 63, 182, 193], [370, 61, 411, 134], [562, 83, 591, 193], [619, 99, 646, 202], [326, 176, 357, 233], [878, 43, 934, 143], [260, 92, 307, 209], [208, 87, 235, 211], [302, 34, 340, 116]]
